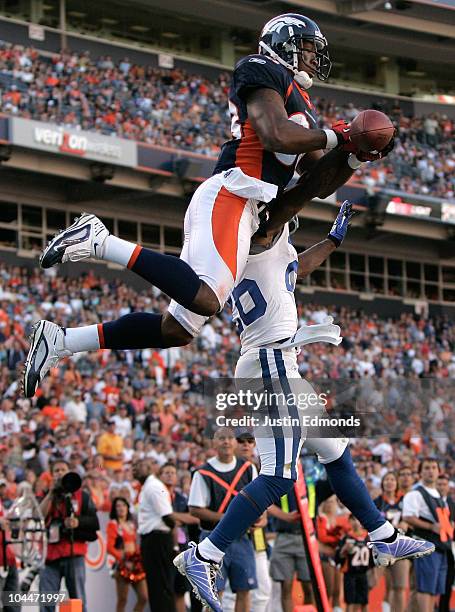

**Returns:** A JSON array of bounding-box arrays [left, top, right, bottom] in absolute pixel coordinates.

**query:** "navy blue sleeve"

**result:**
[[233, 55, 289, 102]]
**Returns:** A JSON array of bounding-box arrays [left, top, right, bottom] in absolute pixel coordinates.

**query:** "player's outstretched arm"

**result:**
[[297, 200, 354, 278], [265, 134, 394, 235], [247, 88, 336, 154], [297, 238, 335, 279], [298, 148, 355, 200], [265, 149, 353, 234]]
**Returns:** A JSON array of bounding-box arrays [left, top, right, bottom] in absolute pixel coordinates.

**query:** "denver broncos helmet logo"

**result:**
[[261, 15, 306, 36]]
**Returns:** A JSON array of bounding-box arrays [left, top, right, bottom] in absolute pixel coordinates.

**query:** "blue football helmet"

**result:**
[[259, 13, 332, 89]]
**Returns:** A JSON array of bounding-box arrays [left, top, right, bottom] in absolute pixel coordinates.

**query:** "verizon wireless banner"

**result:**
[[10, 117, 137, 167]]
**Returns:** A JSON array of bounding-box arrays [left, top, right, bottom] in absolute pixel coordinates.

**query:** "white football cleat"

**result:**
[[40, 212, 109, 269], [22, 321, 73, 398]]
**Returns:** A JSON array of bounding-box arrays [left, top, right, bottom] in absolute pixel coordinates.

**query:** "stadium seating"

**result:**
[[0, 41, 453, 200]]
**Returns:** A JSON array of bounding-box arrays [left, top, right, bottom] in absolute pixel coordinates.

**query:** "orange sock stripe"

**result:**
[[127, 245, 142, 269], [97, 323, 105, 349]]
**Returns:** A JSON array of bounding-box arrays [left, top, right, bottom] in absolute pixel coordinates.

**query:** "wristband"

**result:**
[[347, 153, 363, 170], [323, 129, 338, 150], [327, 234, 340, 248]]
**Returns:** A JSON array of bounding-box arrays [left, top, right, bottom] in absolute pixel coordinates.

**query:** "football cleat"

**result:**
[[22, 321, 73, 398], [368, 532, 435, 567], [173, 542, 223, 612], [40, 213, 109, 269]]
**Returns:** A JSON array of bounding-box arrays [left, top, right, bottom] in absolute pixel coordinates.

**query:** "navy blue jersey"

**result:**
[[336, 535, 372, 575], [374, 495, 403, 528], [213, 54, 318, 193]]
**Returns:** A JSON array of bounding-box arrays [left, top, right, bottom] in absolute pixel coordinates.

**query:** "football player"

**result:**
[[173, 202, 434, 612], [23, 13, 393, 397]]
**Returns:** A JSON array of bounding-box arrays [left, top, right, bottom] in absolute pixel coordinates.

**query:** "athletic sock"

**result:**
[[197, 540, 223, 564], [202, 474, 294, 560], [100, 313, 164, 349], [102, 237, 202, 310], [325, 447, 392, 535], [370, 524, 397, 542], [102, 235, 136, 266], [64, 325, 100, 353]]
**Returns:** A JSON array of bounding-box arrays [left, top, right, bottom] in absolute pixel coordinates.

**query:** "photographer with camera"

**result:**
[[39, 460, 99, 612]]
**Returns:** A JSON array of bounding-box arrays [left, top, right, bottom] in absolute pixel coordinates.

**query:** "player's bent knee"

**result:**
[[191, 281, 221, 316], [161, 312, 193, 347]]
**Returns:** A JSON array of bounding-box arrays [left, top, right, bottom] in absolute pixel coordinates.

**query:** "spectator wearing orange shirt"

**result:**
[[3, 468, 18, 503], [45, 74, 59, 86], [63, 361, 82, 388], [84, 472, 111, 513], [41, 397, 66, 430], [97, 421, 124, 472], [159, 403, 175, 437], [149, 351, 165, 386], [101, 376, 121, 414], [3, 85, 21, 106]]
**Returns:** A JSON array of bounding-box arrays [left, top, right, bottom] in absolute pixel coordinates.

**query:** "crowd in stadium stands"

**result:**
[[0, 262, 454, 607], [0, 261, 454, 496], [0, 42, 454, 200]]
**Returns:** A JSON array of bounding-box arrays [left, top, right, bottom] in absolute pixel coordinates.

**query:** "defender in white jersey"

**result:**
[[230, 222, 298, 354], [230, 218, 347, 480], [175, 201, 435, 612]]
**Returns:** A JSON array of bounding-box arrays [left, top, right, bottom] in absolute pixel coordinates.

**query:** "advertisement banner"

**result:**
[[10, 117, 137, 167]]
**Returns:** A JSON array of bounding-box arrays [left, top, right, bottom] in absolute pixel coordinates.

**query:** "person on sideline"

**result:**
[[374, 472, 410, 612], [133, 458, 195, 612], [188, 429, 258, 612], [106, 496, 147, 612], [403, 458, 450, 612], [236, 432, 272, 612]]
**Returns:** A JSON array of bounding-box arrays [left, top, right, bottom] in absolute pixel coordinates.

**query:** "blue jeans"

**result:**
[[39, 556, 86, 612]]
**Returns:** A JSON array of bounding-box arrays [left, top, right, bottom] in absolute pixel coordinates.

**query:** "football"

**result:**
[[350, 109, 395, 153]]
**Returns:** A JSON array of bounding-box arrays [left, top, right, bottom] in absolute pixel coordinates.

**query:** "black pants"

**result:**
[[1, 566, 20, 612], [141, 531, 176, 612], [439, 551, 454, 612]]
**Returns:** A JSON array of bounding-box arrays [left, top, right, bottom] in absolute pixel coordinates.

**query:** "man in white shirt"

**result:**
[[133, 458, 193, 612], [0, 398, 20, 438], [371, 437, 393, 464], [403, 458, 449, 612], [63, 390, 87, 424], [112, 405, 132, 438]]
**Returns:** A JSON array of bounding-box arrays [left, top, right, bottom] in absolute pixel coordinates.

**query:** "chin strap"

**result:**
[[294, 70, 313, 89], [258, 41, 313, 90]]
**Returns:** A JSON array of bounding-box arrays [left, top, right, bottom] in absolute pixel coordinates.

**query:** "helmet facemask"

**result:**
[[292, 35, 331, 82]]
